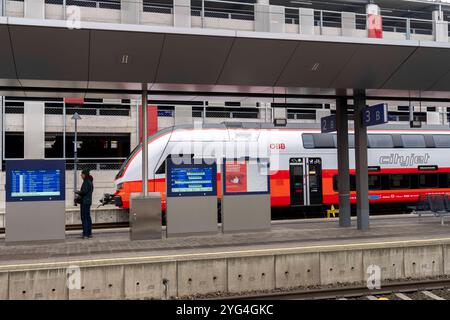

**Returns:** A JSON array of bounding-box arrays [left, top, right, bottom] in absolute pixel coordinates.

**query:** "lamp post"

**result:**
[[71, 112, 82, 206]]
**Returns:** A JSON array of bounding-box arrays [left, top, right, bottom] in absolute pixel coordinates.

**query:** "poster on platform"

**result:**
[[223, 158, 269, 195]]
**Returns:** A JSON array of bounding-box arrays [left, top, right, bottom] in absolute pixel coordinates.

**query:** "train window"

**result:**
[[418, 173, 438, 188], [302, 134, 335, 148], [401, 135, 426, 148], [368, 135, 394, 148], [438, 173, 449, 188], [368, 175, 381, 190], [333, 175, 355, 191], [332, 134, 355, 148], [302, 134, 314, 149], [155, 160, 166, 175], [312, 134, 335, 148], [333, 175, 338, 191], [433, 135, 450, 148], [350, 175, 356, 191], [389, 174, 410, 189]]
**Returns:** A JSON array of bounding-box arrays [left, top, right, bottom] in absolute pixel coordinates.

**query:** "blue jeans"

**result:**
[[80, 203, 92, 237]]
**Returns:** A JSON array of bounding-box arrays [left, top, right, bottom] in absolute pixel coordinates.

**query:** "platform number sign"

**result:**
[[321, 115, 337, 133], [362, 103, 388, 127]]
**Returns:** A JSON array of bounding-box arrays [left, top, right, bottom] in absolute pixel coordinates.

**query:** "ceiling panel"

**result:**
[[382, 47, 450, 91], [0, 25, 17, 82], [332, 44, 415, 89], [89, 30, 164, 83], [156, 34, 234, 85], [276, 41, 357, 88], [217, 37, 298, 86], [9, 26, 90, 82]]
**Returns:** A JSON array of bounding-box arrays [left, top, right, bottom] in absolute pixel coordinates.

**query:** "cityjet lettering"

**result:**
[[379, 153, 430, 167]]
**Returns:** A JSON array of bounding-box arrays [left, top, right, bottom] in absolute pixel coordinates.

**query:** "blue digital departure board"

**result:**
[[11, 169, 61, 197], [6, 160, 66, 202], [166, 159, 217, 197]]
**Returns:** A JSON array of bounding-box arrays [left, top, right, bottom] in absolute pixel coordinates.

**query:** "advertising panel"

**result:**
[[223, 158, 270, 195]]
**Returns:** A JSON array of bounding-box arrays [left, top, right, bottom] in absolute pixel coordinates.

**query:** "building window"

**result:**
[[5, 132, 24, 158], [64, 133, 130, 159], [45, 133, 64, 158]]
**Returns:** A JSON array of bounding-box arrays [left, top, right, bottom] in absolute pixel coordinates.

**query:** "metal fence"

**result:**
[[65, 159, 125, 170], [5, 0, 443, 39], [3, 102, 131, 117]]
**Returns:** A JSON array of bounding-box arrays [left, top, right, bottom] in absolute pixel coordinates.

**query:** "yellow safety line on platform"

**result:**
[[2, 235, 450, 271]]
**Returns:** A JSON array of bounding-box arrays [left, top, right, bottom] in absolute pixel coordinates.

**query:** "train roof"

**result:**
[[161, 122, 450, 132]]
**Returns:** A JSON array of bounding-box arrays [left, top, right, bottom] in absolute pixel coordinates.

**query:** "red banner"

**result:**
[[64, 97, 84, 104], [138, 105, 158, 142], [225, 161, 247, 193], [368, 14, 383, 38]]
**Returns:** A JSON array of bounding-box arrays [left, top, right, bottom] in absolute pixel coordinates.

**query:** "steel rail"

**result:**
[[228, 279, 450, 300]]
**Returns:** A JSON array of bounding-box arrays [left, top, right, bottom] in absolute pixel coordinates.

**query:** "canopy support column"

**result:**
[[354, 89, 369, 230], [336, 95, 351, 227]]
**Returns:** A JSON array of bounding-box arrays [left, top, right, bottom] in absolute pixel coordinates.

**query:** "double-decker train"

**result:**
[[108, 123, 450, 214]]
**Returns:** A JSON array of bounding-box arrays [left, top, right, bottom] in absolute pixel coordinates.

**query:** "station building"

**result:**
[[1, 0, 450, 210]]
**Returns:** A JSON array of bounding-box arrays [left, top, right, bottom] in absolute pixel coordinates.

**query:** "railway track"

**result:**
[[0, 222, 129, 234], [230, 279, 450, 300]]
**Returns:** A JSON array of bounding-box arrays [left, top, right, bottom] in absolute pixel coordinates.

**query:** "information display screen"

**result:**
[[166, 159, 217, 197], [6, 160, 66, 202], [11, 169, 61, 197]]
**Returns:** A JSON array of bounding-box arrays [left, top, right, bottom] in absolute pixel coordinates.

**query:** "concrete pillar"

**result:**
[[336, 96, 351, 228], [1, 0, 4, 17], [24, 0, 45, 19], [259, 102, 271, 123], [24, 101, 45, 159], [174, 106, 193, 125], [427, 111, 441, 125], [141, 84, 148, 196], [341, 12, 356, 37], [354, 90, 369, 231], [0, 96, 3, 168], [315, 109, 330, 123], [255, 2, 285, 33], [432, 10, 449, 42], [174, 0, 191, 28], [121, 0, 142, 24], [299, 8, 314, 35]]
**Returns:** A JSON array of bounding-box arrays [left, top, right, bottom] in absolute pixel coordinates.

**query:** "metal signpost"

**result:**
[[71, 112, 81, 206]]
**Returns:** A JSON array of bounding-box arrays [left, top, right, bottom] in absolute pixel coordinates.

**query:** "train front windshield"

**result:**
[[116, 143, 141, 179]]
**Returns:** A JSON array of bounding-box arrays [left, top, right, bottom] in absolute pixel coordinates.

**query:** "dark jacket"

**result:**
[[78, 175, 94, 206]]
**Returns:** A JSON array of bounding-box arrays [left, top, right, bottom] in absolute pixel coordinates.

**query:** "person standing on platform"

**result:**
[[76, 168, 94, 239]]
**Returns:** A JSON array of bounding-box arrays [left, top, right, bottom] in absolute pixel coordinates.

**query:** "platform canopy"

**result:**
[[2, 17, 450, 100]]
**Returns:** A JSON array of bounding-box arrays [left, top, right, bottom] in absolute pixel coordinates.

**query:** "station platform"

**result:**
[[1, 214, 450, 299]]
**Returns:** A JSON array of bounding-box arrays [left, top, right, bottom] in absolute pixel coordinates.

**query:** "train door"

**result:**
[[289, 158, 323, 206]]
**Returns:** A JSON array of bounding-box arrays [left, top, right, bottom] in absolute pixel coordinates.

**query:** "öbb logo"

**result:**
[[270, 143, 286, 150]]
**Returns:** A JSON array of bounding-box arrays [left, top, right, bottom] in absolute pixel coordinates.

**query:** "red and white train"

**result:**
[[110, 123, 450, 213]]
